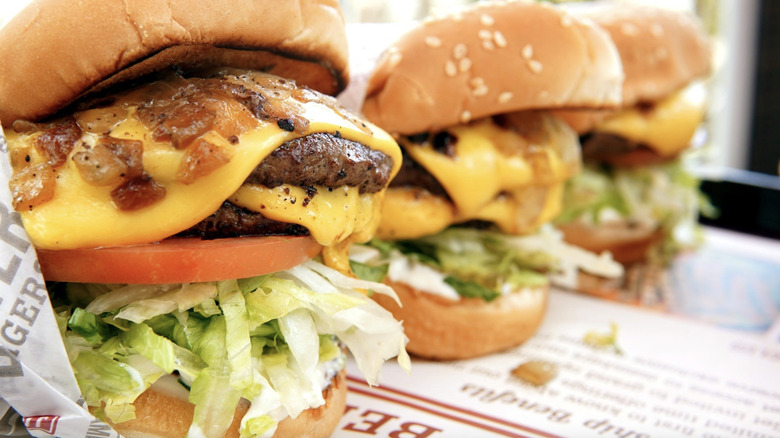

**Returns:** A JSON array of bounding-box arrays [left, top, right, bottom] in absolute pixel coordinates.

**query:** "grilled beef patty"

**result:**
[[388, 148, 450, 199], [178, 132, 393, 239], [581, 133, 670, 166]]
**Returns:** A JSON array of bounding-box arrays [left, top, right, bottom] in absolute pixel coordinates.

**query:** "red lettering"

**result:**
[[389, 422, 443, 438], [344, 409, 398, 434]]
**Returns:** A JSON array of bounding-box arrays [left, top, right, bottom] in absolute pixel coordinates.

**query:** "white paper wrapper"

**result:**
[[0, 127, 121, 437]]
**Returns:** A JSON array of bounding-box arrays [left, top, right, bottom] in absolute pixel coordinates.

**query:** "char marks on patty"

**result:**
[[176, 201, 309, 239], [581, 132, 672, 166], [179, 132, 393, 239], [388, 148, 450, 200], [248, 132, 394, 194]]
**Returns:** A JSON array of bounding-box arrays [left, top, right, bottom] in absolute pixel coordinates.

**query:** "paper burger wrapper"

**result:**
[[0, 126, 120, 437]]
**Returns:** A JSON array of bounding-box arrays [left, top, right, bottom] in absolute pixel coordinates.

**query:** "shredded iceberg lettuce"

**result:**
[[52, 260, 409, 438], [556, 159, 714, 263], [352, 225, 622, 299]]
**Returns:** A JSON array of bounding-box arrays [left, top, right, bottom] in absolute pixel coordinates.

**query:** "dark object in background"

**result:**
[[699, 168, 780, 239]]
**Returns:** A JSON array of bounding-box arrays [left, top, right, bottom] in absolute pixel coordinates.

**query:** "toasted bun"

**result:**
[[0, 0, 349, 125], [591, 4, 711, 108], [374, 280, 548, 360], [101, 369, 347, 438], [557, 3, 711, 133], [361, 1, 624, 135], [557, 220, 664, 265]]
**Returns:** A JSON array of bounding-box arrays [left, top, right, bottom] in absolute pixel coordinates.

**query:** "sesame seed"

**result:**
[[388, 52, 403, 68], [480, 14, 495, 26], [522, 44, 533, 59], [482, 40, 495, 50], [528, 60, 543, 73], [425, 35, 442, 48], [650, 23, 664, 37], [478, 29, 492, 40], [445, 60, 457, 77], [560, 15, 573, 27], [539, 90, 550, 99], [469, 77, 485, 87], [498, 92, 513, 103], [453, 43, 468, 59], [459, 57, 472, 72], [473, 85, 489, 97], [493, 31, 507, 48], [621, 23, 639, 36], [460, 110, 472, 123]]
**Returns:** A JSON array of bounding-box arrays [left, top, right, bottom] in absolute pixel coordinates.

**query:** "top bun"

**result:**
[[572, 3, 712, 108], [0, 0, 349, 125], [361, 1, 624, 135]]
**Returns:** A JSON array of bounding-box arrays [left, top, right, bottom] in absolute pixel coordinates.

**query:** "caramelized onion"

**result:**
[[177, 138, 231, 184], [9, 164, 56, 211], [140, 102, 215, 149], [76, 107, 127, 134], [111, 174, 166, 210], [493, 111, 581, 180], [74, 136, 144, 187], [33, 117, 81, 167]]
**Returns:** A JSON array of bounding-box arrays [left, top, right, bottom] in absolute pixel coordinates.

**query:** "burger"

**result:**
[[0, 0, 409, 437], [552, 4, 713, 269], [350, 1, 625, 361]]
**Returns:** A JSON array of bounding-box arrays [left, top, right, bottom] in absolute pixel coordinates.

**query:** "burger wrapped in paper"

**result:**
[[0, 0, 409, 437]]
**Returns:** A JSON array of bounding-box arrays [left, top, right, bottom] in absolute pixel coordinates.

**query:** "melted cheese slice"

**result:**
[[378, 188, 456, 240], [378, 115, 576, 240], [230, 184, 383, 248], [473, 182, 564, 235], [594, 83, 707, 157], [8, 92, 400, 251]]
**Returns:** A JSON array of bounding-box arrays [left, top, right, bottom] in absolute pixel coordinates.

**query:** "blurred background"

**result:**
[[0, 0, 777, 239], [338, 0, 780, 240]]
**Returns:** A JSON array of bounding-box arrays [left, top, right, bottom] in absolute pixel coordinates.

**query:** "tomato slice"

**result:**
[[37, 236, 322, 284]]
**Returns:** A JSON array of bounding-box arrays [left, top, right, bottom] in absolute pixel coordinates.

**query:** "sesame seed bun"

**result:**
[[361, 1, 624, 135], [551, 4, 712, 268], [589, 4, 711, 107], [374, 280, 548, 360], [0, 0, 349, 125], [102, 368, 347, 438], [556, 3, 712, 133]]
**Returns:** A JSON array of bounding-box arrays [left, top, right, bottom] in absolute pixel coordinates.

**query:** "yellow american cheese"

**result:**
[[230, 184, 383, 248], [7, 92, 401, 250], [473, 182, 564, 235], [377, 115, 575, 240], [594, 83, 707, 157], [378, 188, 456, 240]]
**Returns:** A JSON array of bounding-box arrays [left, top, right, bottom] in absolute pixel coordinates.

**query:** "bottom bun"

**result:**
[[557, 220, 663, 265], [375, 280, 548, 361], [101, 368, 347, 438]]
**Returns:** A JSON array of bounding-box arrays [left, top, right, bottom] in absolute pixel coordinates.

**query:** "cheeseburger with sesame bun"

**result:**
[[0, 0, 409, 437], [553, 4, 713, 269], [350, 1, 625, 361]]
